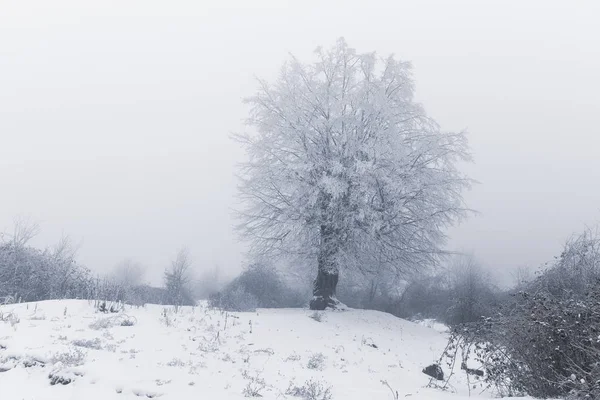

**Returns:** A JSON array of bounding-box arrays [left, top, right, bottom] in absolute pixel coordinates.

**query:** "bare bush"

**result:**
[[242, 371, 266, 397], [307, 353, 326, 370], [51, 348, 86, 367], [166, 358, 187, 367], [89, 315, 135, 330], [0, 224, 93, 303], [164, 247, 195, 309], [442, 228, 600, 399], [444, 255, 497, 326], [72, 338, 103, 350], [285, 353, 301, 362], [209, 286, 259, 312], [286, 379, 333, 400]]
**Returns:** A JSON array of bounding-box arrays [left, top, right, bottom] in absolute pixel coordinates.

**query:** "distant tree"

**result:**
[[509, 264, 534, 290], [112, 259, 145, 287], [209, 263, 304, 311], [194, 264, 223, 299], [111, 259, 146, 304], [49, 235, 89, 299], [236, 38, 472, 309], [446, 254, 496, 325], [5, 215, 40, 248], [164, 247, 194, 309]]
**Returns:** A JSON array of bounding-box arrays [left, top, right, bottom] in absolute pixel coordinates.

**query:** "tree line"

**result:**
[[0, 218, 202, 308]]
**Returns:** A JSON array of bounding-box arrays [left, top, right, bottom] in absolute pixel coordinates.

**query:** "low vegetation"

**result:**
[[209, 263, 304, 311], [441, 228, 600, 399]]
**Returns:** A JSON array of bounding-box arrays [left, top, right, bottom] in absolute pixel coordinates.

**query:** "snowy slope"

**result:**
[[0, 300, 527, 400]]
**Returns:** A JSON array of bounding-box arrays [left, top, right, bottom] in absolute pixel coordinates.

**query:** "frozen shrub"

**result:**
[[442, 228, 600, 399], [210, 263, 304, 311], [285, 353, 301, 362], [210, 286, 259, 312], [89, 315, 135, 330], [72, 338, 103, 350], [48, 369, 83, 385], [90, 316, 118, 330], [97, 301, 121, 313], [0, 311, 20, 327], [166, 358, 187, 367], [307, 353, 326, 370], [0, 355, 19, 372], [242, 372, 266, 397], [132, 388, 162, 398], [286, 379, 332, 400], [120, 316, 136, 326], [0, 233, 93, 303], [164, 247, 195, 310], [51, 348, 86, 367]]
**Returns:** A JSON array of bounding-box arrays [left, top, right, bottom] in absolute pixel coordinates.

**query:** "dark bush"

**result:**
[[209, 264, 304, 311], [0, 242, 93, 302], [443, 228, 600, 399], [337, 256, 498, 328], [209, 286, 259, 312]]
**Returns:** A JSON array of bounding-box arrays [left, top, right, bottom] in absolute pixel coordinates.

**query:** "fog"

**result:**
[[1, 0, 599, 285]]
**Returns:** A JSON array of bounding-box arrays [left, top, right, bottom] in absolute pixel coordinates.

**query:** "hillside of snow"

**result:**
[[0, 300, 527, 400]]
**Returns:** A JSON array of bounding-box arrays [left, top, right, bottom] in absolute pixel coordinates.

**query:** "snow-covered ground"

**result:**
[[0, 300, 528, 400]]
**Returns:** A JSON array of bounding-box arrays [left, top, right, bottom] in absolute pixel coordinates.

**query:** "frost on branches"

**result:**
[[235, 38, 471, 310]]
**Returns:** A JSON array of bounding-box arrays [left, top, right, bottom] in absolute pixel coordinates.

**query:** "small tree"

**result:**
[[164, 248, 194, 309], [236, 39, 471, 309], [446, 254, 496, 325]]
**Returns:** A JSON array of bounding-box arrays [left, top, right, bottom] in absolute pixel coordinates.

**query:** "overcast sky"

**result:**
[[1, 0, 599, 285]]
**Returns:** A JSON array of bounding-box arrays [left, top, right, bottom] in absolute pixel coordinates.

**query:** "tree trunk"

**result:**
[[309, 224, 340, 310]]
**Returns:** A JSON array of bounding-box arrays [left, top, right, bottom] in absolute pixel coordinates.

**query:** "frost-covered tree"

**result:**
[[446, 254, 496, 325], [164, 247, 195, 309], [236, 39, 471, 310], [0, 222, 92, 302]]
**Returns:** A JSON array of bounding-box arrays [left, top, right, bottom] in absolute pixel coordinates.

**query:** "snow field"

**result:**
[[0, 300, 525, 399]]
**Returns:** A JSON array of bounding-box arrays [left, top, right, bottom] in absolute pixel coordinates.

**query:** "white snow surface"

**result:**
[[0, 300, 531, 399]]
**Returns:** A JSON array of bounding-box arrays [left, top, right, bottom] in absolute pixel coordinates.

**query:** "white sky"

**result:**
[[1, 0, 599, 285]]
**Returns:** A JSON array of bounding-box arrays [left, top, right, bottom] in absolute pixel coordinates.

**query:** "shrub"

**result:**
[[307, 353, 326, 370], [242, 371, 266, 397], [120, 316, 136, 326], [286, 379, 332, 400], [210, 263, 304, 311], [89, 315, 135, 330], [72, 338, 103, 350], [336, 255, 498, 327], [209, 286, 259, 312], [0, 237, 93, 303], [443, 229, 600, 399], [50, 348, 86, 367], [443, 288, 600, 398]]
